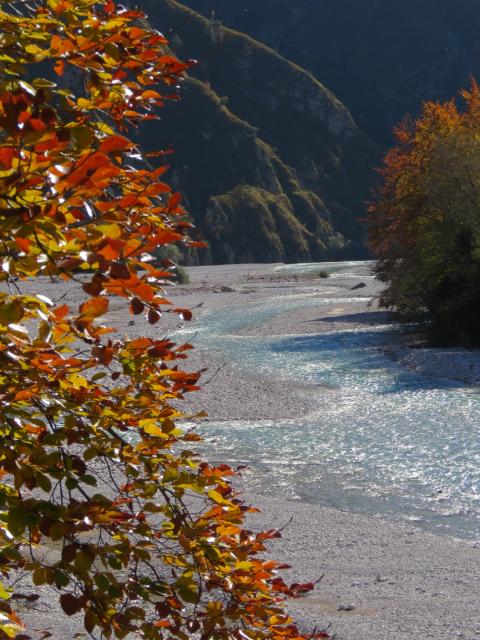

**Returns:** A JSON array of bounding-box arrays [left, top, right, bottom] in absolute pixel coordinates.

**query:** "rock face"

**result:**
[[138, 0, 378, 264]]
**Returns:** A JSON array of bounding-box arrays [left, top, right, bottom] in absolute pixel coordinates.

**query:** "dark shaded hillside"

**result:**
[[138, 0, 378, 263], [184, 0, 480, 145], [142, 78, 335, 263]]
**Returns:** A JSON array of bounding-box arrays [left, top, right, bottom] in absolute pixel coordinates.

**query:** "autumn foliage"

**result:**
[[0, 2, 326, 639], [367, 82, 480, 344]]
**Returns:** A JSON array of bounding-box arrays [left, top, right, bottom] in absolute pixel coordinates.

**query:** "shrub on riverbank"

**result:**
[[367, 82, 480, 346]]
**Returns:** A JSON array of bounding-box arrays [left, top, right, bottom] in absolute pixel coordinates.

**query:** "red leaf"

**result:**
[[82, 276, 105, 297], [173, 308, 192, 322], [15, 237, 31, 252], [0, 147, 15, 169], [167, 191, 182, 211], [148, 309, 160, 325], [60, 593, 82, 616], [112, 69, 127, 82], [109, 262, 131, 280], [130, 297, 144, 315]]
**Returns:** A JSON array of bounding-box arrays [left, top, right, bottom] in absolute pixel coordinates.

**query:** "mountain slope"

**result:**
[[138, 0, 378, 262], [183, 0, 480, 145], [142, 77, 337, 263]]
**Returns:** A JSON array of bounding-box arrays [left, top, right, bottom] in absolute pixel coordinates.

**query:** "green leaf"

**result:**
[[32, 566, 46, 586], [36, 473, 52, 493], [175, 574, 198, 604], [31, 78, 57, 88], [84, 610, 97, 634], [53, 569, 70, 588], [75, 550, 94, 573], [6, 508, 25, 537], [0, 300, 24, 326], [81, 474, 97, 486], [48, 522, 65, 541], [94, 573, 110, 591]]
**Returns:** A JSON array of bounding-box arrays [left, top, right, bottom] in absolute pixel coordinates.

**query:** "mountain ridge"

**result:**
[[182, 0, 480, 144]]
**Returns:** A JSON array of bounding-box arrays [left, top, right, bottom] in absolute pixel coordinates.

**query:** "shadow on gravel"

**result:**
[[309, 311, 391, 325]]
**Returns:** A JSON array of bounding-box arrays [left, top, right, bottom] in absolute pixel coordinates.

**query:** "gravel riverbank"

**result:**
[[11, 263, 480, 640]]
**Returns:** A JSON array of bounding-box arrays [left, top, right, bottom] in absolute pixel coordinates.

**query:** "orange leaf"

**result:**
[[99, 136, 132, 154], [53, 304, 69, 320], [98, 239, 125, 260], [79, 296, 109, 319], [141, 90, 162, 100], [15, 237, 30, 252], [129, 27, 145, 40], [50, 34, 62, 52], [54, 59, 65, 76]]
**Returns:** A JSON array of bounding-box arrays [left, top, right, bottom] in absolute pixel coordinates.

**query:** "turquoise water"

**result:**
[[180, 265, 480, 540]]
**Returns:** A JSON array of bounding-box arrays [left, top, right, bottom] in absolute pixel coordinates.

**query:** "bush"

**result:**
[[176, 264, 191, 284], [367, 82, 480, 345]]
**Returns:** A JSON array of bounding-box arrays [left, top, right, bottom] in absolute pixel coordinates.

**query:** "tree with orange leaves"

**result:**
[[0, 2, 327, 639], [367, 81, 480, 345]]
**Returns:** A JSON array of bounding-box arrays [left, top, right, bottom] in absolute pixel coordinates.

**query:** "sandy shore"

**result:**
[[9, 263, 480, 639]]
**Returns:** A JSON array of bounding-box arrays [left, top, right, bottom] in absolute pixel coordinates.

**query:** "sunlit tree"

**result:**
[[367, 81, 480, 344], [0, 2, 326, 638]]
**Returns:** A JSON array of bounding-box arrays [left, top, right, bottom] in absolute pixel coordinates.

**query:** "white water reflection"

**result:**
[[184, 263, 480, 540]]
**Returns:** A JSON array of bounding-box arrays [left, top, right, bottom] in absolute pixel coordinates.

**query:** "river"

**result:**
[[180, 261, 480, 540]]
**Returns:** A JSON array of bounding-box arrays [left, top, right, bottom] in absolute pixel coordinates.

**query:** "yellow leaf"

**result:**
[[77, 98, 92, 110], [0, 582, 10, 600], [141, 421, 169, 438], [208, 489, 228, 505], [97, 223, 121, 239]]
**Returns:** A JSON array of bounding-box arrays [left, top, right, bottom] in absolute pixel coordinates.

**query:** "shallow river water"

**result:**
[[182, 262, 480, 540]]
